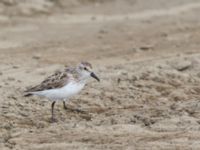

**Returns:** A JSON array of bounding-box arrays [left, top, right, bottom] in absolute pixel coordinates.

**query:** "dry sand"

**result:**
[[1, 0, 200, 149]]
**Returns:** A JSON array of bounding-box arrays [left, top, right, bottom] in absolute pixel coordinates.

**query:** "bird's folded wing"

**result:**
[[25, 70, 70, 92]]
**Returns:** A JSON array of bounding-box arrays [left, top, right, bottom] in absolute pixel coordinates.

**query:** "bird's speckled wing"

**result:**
[[25, 68, 75, 92]]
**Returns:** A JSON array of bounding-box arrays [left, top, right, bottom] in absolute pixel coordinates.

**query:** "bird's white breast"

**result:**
[[61, 81, 85, 97]]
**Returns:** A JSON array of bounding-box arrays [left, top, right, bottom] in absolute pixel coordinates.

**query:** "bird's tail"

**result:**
[[24, 93, 33, 97]]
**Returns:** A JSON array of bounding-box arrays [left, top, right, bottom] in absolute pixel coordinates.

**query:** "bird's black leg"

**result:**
[[51, 101, 56, 122], [63, 101, 68, 110]]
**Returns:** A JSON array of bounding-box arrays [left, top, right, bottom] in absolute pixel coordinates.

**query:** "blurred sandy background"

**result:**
[[1, 0, 200, 149]]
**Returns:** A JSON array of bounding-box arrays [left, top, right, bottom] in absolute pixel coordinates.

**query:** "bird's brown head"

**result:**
[[78, 61, 100, 82]]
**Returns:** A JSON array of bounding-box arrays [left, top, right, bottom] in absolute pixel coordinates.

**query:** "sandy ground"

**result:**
[[1, 0, 200, 149]]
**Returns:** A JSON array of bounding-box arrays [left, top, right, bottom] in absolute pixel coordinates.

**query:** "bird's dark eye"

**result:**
[[84, 67, 87, 70]]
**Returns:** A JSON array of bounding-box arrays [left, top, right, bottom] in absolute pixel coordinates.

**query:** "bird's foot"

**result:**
[[72, 108, 86, 113], [50, 117, 57, 123], [63, 105, 68, 110], [65, 107, 86, 114]]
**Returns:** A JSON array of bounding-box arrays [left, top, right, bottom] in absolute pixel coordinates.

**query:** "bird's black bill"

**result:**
[[90, 72, 100, 82]]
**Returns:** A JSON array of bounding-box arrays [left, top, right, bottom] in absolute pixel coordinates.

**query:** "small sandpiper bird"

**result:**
[[24, 62, 100, 122]]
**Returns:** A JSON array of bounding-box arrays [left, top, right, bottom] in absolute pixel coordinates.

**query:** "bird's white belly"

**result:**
[[35, 82, 85, 101]]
